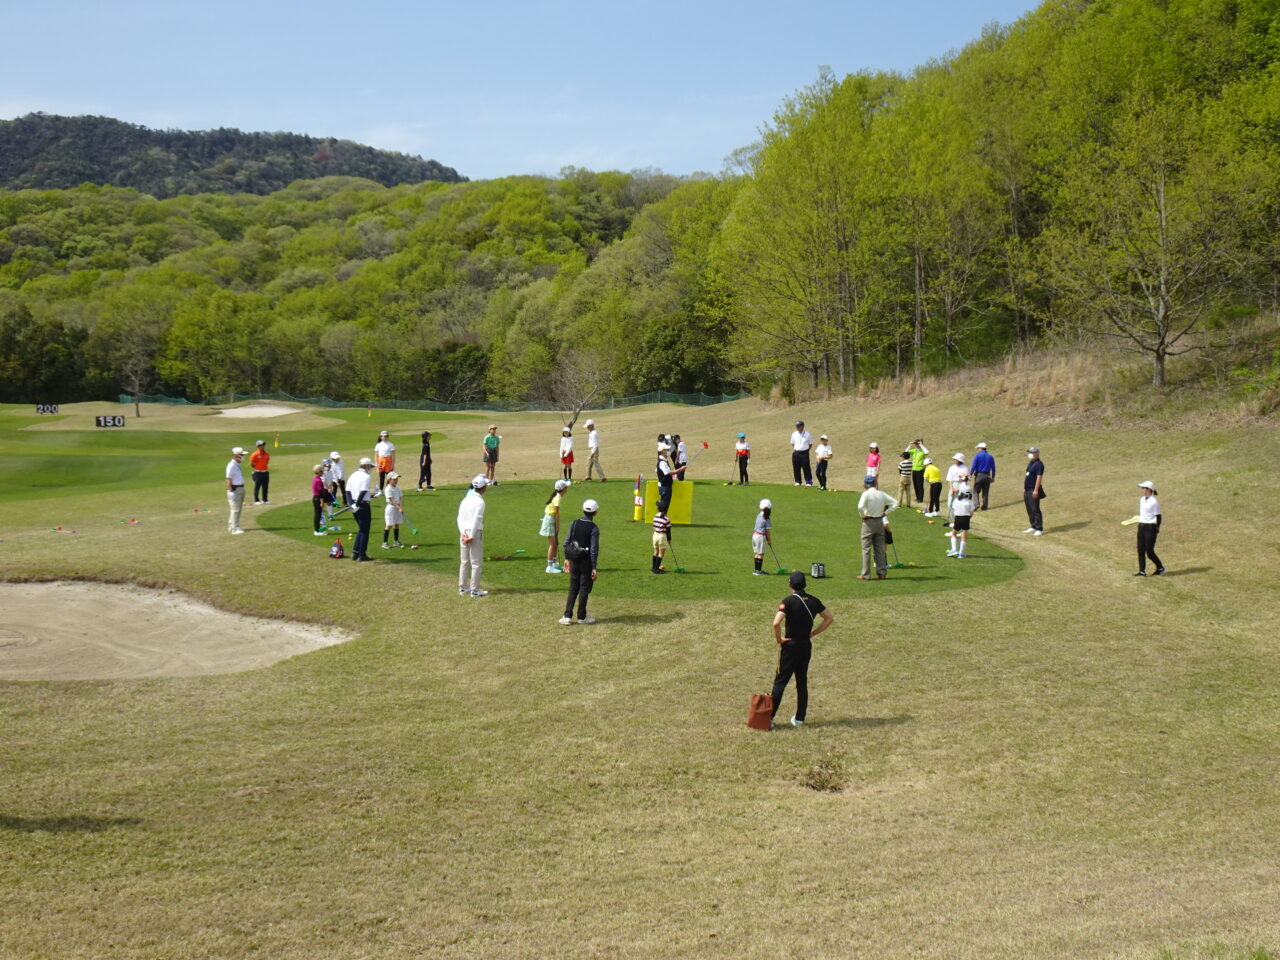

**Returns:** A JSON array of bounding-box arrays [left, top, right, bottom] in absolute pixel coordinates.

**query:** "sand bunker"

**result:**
[[214, 403, 302, 419], [0, 581, 351, 681]]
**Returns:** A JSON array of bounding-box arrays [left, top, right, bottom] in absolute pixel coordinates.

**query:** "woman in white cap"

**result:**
[[540, 478, 570, 573], [865, 442, 881, 481], [1134, 481, 1165, 576], [225, 446, 246, 534], [559, 499, 600, 625], [457, 475, 489, 595], [752, 499, 773, 575], [374, 431, 395, 491], [814, 435, 833, 491], [945, 452, 967, 521]]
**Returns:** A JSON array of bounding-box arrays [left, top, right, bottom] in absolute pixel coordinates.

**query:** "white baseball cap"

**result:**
[[330, 451, 341, 459], [379, 430, 389, 437], [923, 457, 934, 465], [554, 479, 570, 491], [953, 452, 965, 462], [820, 434, 829, 440], [471, 475, 489, 489], [975, 442, 987, 449], [231, 446, 246, 456], [759, 499, 772, 510], [562, 427, 571, 433], [585, 419, 594, 426], [387, 471, 399, 480], [1138, 480, 1157, 491], [658, 442, 670, 452], [255, 439, 265, 446], [359, 457, 373, 467], [869, 441, 878, 448], [583, 499, 599, 513]]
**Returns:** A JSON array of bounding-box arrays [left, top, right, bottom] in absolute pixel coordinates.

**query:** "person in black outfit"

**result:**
[[1023, 446, 1045, 535], [770, 571, 834, 727], [559, 499, 600, 624], [417, 431, 433, 491]]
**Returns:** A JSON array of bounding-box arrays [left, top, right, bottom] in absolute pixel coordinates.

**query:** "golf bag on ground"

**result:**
[[747, 693, 774, 731]]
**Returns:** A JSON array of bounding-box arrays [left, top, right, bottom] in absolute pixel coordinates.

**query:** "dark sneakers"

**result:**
[[1152, 567, 1166, 576]]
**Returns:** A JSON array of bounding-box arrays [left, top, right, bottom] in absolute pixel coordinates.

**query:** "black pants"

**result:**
[[737, 456, 749, 484], [378, 470, 390, 492], [252, 470, 269, 502], [564, 561, 594, 618], [770, 639, 812, 722], [352, 501, 371, 558], [312, 495, 325, 533], [1024, 491, 1043, 531], [792, 451, 812, 485], [912, 469, 925, 502], [1137, 524, 1162, 572], [816, 459, 829, 489], [657, 482, 673, 514], [972, 472, 992, 510], [928, 482, 942, 514], [418, 460, 432, 488]]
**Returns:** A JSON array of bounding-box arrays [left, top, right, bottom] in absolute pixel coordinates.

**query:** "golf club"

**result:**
[[724, 455, 737, 486], [890, 539, 906, 569], [664, 536, 686, 573], [767, 541, 787, 575]]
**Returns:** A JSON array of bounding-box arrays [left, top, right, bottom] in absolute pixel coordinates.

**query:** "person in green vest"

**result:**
[[908, 438, 930, 504]]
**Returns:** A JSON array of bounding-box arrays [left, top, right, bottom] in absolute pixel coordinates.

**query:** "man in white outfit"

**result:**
[[457, 475, 490, 597], [585, 419, 606, 481], [225, 446, 246, 534]]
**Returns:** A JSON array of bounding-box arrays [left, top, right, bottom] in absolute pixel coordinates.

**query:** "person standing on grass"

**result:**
[[896, 449, 914, 508], [857, 475, 898, 580], [814, 435, 833, 490], [457, 475, 489, 596], [311, 464, 331, 536], [346, 457, 379, 562], [948, 480, 975, 558], [945, 453, 967, 521], [971, 442, 996, 510], [329, 451, 348, 505], [923, 457, 943, 517], [225, 446, 247, 535], [752, 498, 773, 575], [790, 421, 814, 486], [541, 478, 569, 573], [656, 440, 677, 513], [1024, 446, 1045, 536], [1134, 481, 1165, 576], [909, 438, 929, 504], [651, 507, 671, 574], [374, 431, 395, 491], [735, 432, 751, 485], [381, 472, 405, 549], [559, 499, 600, 625], [559, 427, 575, 482], [249, 439, 271, 505], [769, 570, 834, 728], [585, 419, 606, 482], [417, 431, 433, 492], [866, 442, 881, 480], [674, 434, 689, 480], [482, 425, 501, 484]]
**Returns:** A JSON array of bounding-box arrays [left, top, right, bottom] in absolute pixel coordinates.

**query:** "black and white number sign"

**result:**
[[95, 415, 126, 428], [36, 404, 59, 415]]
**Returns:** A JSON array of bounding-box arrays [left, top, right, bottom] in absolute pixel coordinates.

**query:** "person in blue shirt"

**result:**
[[971, 443, 996, 511]]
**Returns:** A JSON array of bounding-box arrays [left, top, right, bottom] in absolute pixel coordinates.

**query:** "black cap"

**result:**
[[788, 570, 806, 590]]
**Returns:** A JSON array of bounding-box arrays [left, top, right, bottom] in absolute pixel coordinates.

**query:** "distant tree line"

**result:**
[[2, 0, 1279, 406], [0, 114, 464, 199]]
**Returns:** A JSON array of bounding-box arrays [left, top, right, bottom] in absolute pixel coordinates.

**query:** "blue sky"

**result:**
[[2, 1, 1038, 181]]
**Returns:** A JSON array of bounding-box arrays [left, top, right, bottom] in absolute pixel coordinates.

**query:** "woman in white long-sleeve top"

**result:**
[[1135, 480, 1165, 577]]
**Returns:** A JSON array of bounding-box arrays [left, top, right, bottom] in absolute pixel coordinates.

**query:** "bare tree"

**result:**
[[546, 348, 609, 429]]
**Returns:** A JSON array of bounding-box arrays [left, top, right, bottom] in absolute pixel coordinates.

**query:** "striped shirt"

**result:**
[[653, 514, 672, 537], [898, 457, 913, 478]]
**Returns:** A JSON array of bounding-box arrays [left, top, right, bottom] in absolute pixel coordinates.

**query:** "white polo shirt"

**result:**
[[790, 430, 812, 452], [587, 428, 600, 452], [457, 488, 486, 535], [226, 458, 244, 486], [1138, 495, 1162, 524], [346, 468, 375, 504]]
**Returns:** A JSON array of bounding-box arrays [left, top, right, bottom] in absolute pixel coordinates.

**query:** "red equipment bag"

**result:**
[[746, 693, 774, 731]]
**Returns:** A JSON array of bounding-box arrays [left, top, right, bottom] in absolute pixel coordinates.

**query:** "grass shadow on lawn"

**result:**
[[0, 815, 144, 833], [794, 715, 913, 730]]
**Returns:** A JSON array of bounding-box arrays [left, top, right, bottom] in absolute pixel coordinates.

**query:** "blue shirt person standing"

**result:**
[[970, 443, 996, 510]]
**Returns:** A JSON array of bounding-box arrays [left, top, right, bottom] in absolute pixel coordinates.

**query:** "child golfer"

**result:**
[[540, 478, 569, 573], [923, 457, 943, 516], [815, 435, 833, 490], [559, 427, 574, 482], [948, 480, 975, 558], [896, 450, 914, 507], [866, 442, 881, 480], [382, 472, 405, 548], [651, 507, 671, 574], [735, 432, 751, 485], [374, 431, 395, 491], [752, 498, 773, 575], [311, 464, 331, 536]]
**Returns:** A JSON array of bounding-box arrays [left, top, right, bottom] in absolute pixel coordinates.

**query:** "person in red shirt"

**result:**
[[249, 440, 271, 504]]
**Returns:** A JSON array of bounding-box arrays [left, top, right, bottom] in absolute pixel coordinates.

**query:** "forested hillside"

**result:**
[[0, 114, 464, 197], [2, 0, 1279, 407]]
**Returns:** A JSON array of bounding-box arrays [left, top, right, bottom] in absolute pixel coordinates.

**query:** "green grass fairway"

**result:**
[[260, 479, 1021, 600], [2, 397, 1278, 960]]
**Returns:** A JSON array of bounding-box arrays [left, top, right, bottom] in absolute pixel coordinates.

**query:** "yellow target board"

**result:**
[[643, 480, 694, 525]]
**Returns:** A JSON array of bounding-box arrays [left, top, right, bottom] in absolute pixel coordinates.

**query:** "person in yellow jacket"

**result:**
[[923, 457, 943, 516]]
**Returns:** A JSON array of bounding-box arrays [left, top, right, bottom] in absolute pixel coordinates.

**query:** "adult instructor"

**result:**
[[790, 420, 813, 486], [457, 475, 490, 596], [769, 570, 834, 728], [345, 456, 379, 562], [857, 475, 898, 580], [970, 442, 996, 510], [1023, 446, 1045, 536], [249, 439, 271, 505], [585, 419, 606, 482], [225, 446, 247, 535]]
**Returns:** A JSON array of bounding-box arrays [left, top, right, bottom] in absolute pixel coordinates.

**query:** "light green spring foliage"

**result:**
[[2, 0, 1280, 405]]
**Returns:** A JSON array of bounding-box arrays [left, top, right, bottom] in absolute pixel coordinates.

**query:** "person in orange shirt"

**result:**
[[249, 440, 271, 505]]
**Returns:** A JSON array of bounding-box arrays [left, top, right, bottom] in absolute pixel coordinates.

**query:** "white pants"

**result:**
[[459, 532, 484, 592], [227, 486, 245, 531]]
